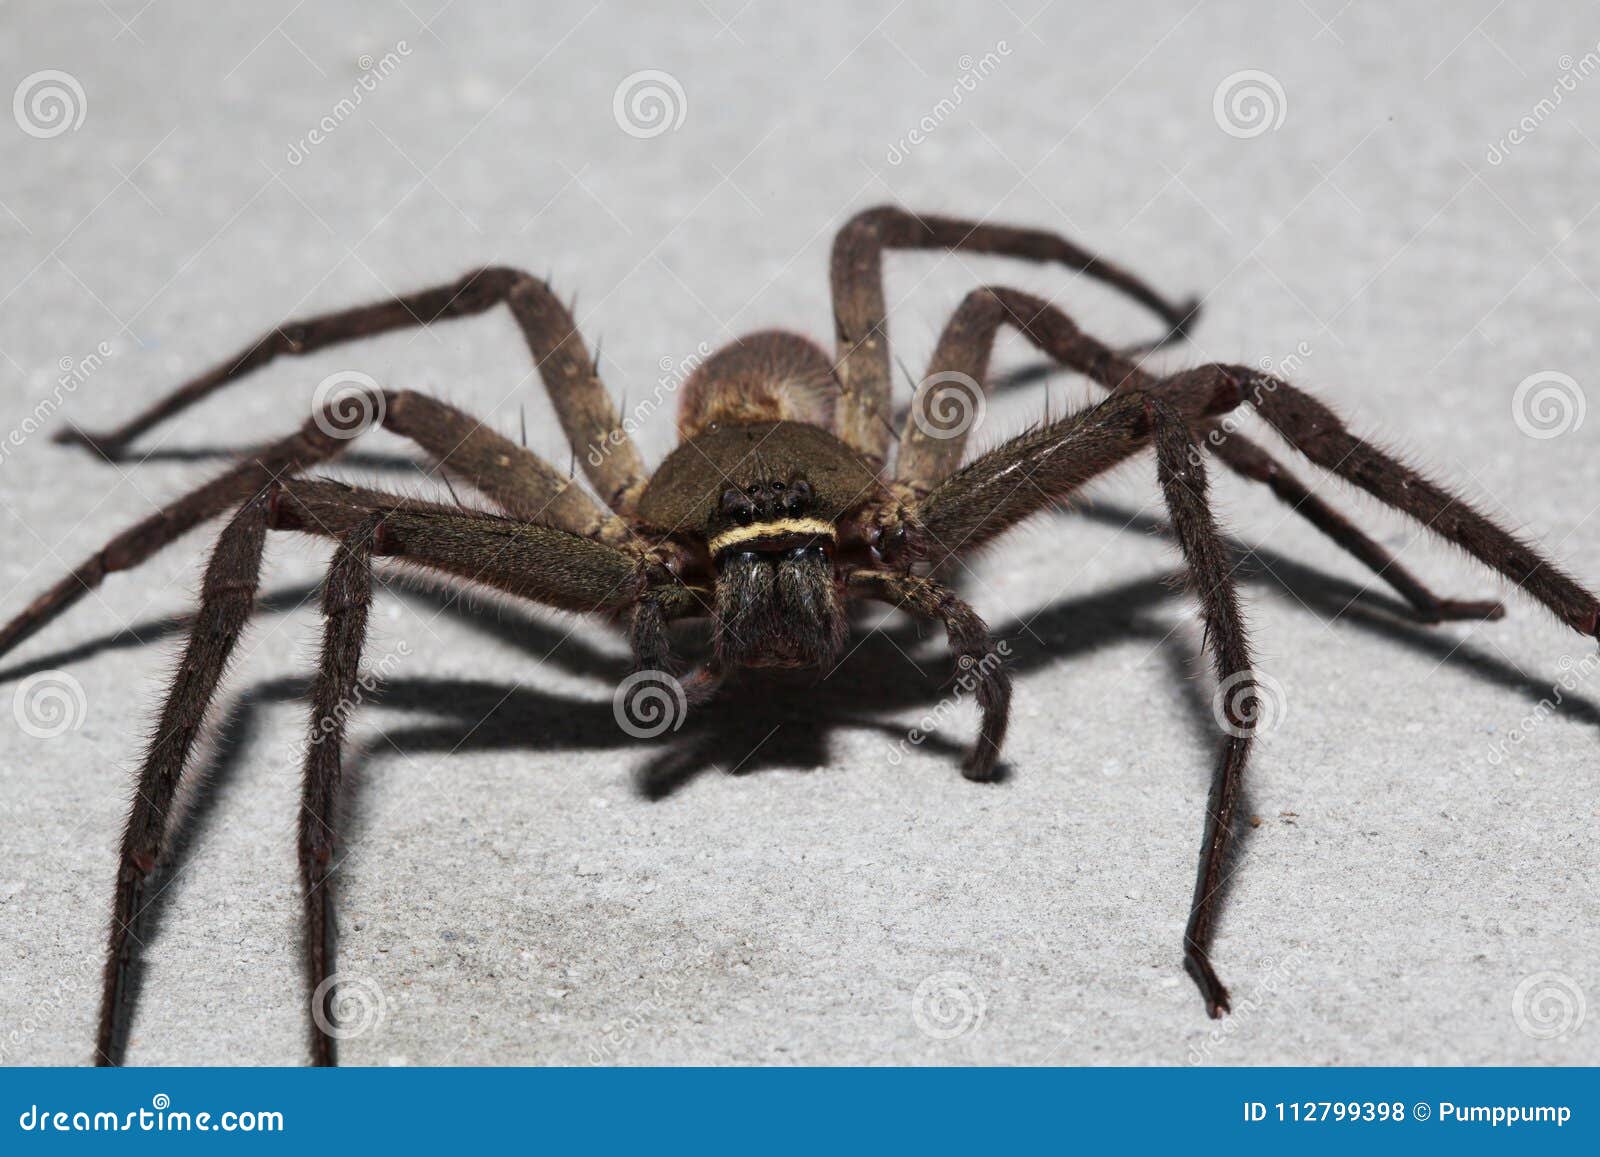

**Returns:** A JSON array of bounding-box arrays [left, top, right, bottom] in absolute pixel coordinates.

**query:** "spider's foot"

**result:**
[[1184, 950, 1232, 1018], [960, 746, 1003, 783], [53, 424, 128, 462], [1423, 598, 1506, 624]]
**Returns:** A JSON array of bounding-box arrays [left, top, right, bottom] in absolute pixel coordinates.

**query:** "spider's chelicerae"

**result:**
[[5, 207, 1597, 1066]]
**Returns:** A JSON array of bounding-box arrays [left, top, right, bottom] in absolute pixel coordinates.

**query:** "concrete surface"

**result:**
[[1, 0, 1598, 1066]]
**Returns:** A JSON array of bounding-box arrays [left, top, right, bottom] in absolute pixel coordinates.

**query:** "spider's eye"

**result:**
[[720, 488, 757, 523]]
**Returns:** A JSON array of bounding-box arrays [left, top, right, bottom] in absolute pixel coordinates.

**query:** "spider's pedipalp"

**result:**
[[848, 570, 1011, 781]]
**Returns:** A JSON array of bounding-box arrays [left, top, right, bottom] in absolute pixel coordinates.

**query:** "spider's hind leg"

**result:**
[[1173, 363, 1600, 641], [52, 267, 647, 514], [1203, 429, 1504, 624], [831, 206, 1198, 470]]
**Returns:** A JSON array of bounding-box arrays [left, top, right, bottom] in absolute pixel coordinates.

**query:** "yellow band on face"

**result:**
[[708, 517, 836, 556]]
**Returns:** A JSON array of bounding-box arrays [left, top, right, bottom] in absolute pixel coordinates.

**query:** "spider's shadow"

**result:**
[[10, 497, 1598, 798], [11, 499, 1598, 809], [9, 500, 1598, 1027]]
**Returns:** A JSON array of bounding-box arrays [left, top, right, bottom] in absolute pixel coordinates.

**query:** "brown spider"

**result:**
[[4, 206, 1597, 1066]]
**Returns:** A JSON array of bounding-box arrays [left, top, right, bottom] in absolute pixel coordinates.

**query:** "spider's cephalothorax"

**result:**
[[6, 205, 1597, 1065], [638, 415, 883, 672]]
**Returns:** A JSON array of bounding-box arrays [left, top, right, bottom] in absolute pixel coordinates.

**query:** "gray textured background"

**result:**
[[1, 0, 1597, 1066]]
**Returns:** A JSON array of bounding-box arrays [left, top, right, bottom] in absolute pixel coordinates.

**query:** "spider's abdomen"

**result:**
[[637, 420, 881, 535], [675, 331, 837, 440]]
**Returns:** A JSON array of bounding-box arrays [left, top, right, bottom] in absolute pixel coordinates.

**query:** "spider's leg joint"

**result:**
[[370, 518, 400, 557], [264, 484, 301, 532], [1202, 366, 1251, 417]]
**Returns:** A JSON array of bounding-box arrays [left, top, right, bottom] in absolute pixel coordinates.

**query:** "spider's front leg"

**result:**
[[287, 502, 700, 1064], [868, 387, 1255, 1015], [300, 519, 380, 1067], [96, 479, 684, 1066]]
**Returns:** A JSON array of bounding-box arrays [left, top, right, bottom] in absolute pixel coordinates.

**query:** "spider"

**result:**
[[4, 206, 1597, 1067]]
